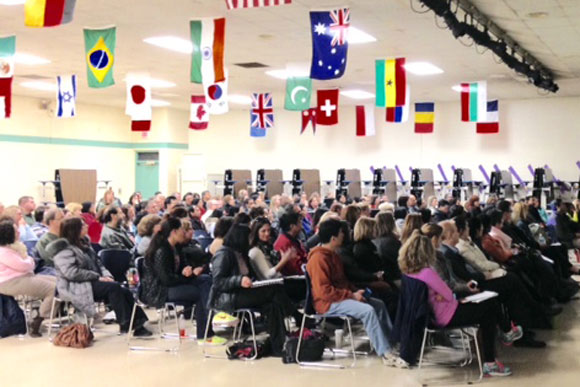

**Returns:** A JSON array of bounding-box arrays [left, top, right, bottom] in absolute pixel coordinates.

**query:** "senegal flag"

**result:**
[[25, 0, 76, 28], [190, 18, 226, 84], [84, 27, 116, 88], [376, 58, 406, 108]]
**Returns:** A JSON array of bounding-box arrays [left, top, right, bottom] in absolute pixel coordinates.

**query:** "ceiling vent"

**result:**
[[234, 62, 269, 69]]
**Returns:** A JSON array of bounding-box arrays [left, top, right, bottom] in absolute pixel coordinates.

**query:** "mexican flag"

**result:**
[[190, 18, 226, 84]]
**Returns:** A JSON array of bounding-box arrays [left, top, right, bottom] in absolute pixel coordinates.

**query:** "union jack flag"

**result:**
[[251, 93, 274, 129], [329, 8, 350, 46]]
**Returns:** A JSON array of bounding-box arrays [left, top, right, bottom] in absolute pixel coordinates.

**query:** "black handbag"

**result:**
[[282, 328, 325, 364]]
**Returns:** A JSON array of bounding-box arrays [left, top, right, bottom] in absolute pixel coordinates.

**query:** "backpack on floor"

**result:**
[[53, 323, 94, 348], [281, 328, 325, 364], [0, 295, 26, 338], [226, 338, 271, 360]]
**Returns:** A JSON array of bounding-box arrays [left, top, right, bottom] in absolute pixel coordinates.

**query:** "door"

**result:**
[[135, 152, 159, 199]]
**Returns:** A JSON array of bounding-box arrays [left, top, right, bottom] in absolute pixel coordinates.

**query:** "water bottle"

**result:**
[[178, 315, 187, 338]]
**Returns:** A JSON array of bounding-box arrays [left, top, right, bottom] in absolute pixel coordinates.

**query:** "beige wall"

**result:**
[[187, 96, 580, 185], [0, 96, 188, 205]]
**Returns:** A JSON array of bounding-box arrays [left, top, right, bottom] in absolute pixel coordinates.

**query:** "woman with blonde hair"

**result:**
[[400, 213, 423, 244], [136, 214, 163, 256], [399, 231, 517, 377], [65, 202, 82, 217]]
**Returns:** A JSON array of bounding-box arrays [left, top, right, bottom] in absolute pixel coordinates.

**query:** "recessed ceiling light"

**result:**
[[151, 99, 171, 107], [340, 90, 375, 99], [143, 36, 192, 54], [527, 11, 549, 19], [348, 27, 377, 44], [265, 69, 309, 80], [14, 53, 50, 65], [228, 94, 252, 105], [20, 81, 56, 92], [404, 61, 444, 76], [0, 0, 25, 5]]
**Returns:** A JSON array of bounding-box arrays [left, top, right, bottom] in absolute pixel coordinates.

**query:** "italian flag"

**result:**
[[0, 36, 15, 119], [190, 18, 226, 84], [461, 81, 487, 122]]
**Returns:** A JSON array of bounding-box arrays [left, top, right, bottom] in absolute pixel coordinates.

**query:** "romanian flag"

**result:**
[[461, 81, 487, 122], [190, 18, 226, 84], [415, 102, 434, 133], [376, 58, 406, 108], [84, 27, 116, 88], [25, 0, 76, 28]]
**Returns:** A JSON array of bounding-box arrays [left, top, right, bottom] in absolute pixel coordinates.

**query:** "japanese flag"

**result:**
[[190, 95, 209, 130], [126, 73, 152, 131]]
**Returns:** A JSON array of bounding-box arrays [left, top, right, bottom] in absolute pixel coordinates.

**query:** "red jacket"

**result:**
[[306, 246, 356, 314], [81, 213, 103, 244], [481, 234, 513, 264], [273, 233, 307, 276]]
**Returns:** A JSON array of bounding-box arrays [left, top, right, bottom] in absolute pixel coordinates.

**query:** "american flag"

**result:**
[[329, 8, 350, 46], [226, 0, 291, 10], [251, 93, 274, 129]]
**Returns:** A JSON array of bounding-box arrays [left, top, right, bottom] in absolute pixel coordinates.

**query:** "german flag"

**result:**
[[25, 0, 76, 28]]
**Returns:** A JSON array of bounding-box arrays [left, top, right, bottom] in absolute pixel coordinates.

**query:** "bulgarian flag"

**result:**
[[25, 0, 77, 28], [0, 36, 15, 119], [376, 58, 406, 108], [461, 81, 487, 122], [190, 18, 226, 84]]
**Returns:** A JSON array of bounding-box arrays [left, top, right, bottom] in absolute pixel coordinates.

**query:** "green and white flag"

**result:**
[[284, 77, 312, 111]]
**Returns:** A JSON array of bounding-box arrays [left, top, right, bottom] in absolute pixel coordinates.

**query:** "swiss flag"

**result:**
[[126, 74, 152, 131], [190, 95, 209, 130], [316, 89, 339, 126]]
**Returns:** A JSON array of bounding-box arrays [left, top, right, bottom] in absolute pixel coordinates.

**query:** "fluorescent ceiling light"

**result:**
[[143, 36, 192, 54], [149, 78, 176, 88], [348, 27, 377, 45], [0, 0, 25, 5], [151, 99, 171, 107], [20, 81, 56, 92], [228, 94, 252, 105], [14, 53, 50, 65], [451, 85, 462, 92], [265, 69, 309, 80], [340, 90, 375, 100], [404, 61, 443, 76]]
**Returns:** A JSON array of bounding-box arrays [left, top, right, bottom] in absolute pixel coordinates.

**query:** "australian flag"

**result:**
[[310, 8, 350, 80]]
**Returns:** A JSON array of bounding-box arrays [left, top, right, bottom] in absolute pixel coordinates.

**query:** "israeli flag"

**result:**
[[57, 75, 77, 118]]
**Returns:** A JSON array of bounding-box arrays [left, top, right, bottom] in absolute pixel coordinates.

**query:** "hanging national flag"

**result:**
[[476, 100, 499, 134], [0, 36, 15, 119], [376, 58, 406, 108], [84, 27, 116, 88], [125, 74, 152, 132], [225, 0, 292, 10], [386, 85, 410, 123], [190, 95, 209, 130], [285, 77, 312, 111], [415, 102, 434, 133], [316, 89, 339, 126], [204, 75, 229, 115], [309, 8, 350, 80], [190, 18, 226, 85], [25, 0, 76, 28], [56, 75, 76, 118], [301, 108, 317, 135], [250, 126, 266, 138], [356, 105, 375, 137], [251, 93, 274, 132], [461, 81, 487, 122]]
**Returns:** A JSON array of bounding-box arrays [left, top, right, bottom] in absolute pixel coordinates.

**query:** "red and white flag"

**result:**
[[316, 89, 339, 126], [301, 108, 317, 135], [190, 95, 209, 130], [225, 0, 292, 10], [0, 35, 15, 119], [125, 74, 152, 131], [356, 105, 375, 137], [476, 100, 499, 134]]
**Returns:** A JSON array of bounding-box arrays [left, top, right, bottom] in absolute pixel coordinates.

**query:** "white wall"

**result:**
[[187, 96, 580, 185]]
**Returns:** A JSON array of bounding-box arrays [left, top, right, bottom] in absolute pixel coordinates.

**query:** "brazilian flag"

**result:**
[[84, 27, 116, 88]]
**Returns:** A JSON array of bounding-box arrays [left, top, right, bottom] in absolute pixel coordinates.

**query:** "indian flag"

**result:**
[[190, 18, 226, 84], [461, 81, 487, 122]]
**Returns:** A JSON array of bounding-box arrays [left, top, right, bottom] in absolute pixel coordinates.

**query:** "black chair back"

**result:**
[[91, 243, 103, 255], [301, 264, 317, 316], [99, 249, 132, 283], [195, 237, 214, 253], [193, 229, 211, 239]]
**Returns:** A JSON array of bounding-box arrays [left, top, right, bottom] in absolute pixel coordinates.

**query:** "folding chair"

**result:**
[[202, 307, 256, 360], [99, 249, 132, 284]]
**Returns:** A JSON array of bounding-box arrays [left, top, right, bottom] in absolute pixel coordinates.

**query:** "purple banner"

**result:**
[[437, 164, 448, 183], [479, 165, 490, 184], [509, 166, 524, 185]]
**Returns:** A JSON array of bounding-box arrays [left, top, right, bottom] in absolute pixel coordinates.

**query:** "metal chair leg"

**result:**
[[470, 328, 483, 383], [202, 309, 227, 359], [418, 328, 430, 371], [297, 314, 346, 369], [47, 297, 58, 342]]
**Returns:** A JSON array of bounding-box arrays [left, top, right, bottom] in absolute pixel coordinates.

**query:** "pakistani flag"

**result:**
[[284, 77, 312, 111], [84, 27, 116, 88]]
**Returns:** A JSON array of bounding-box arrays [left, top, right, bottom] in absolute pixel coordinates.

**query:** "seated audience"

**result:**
[[307, 219, 404, 367], [30, 205, 49, 239], [188, 205, 206, 231], [96, 188, 122, 212], [0, 218, 56, 337], [248, 217, 293, 280], [136, 214, 162, 256], [19, 196, 36, 226], [432, 199, 450, 223], [208, 216, 234, 256], [65, 202, 82, 217], [400, 213, 423, 244], [99, 206, 135, 251], [49, 217, 151, 336], [273, 211, 308, 276], [81, 202, 102, 244], [399, 230, 520, 377], [35, 208, 64, 267], [555, 198, 580, 249], [373, 212, 402, 282]]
